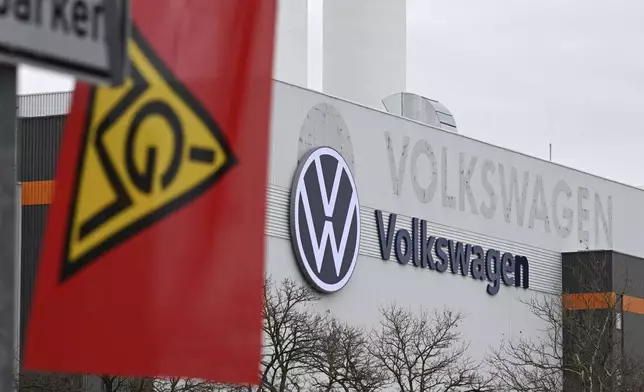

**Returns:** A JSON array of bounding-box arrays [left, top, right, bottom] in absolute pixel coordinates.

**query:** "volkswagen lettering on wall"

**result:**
[[290, 147, 361, 293]]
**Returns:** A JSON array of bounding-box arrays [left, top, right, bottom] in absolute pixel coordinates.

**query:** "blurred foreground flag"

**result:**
[[24, 0, 276, 384]]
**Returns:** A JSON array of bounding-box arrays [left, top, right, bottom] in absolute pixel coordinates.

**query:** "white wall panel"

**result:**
[[266, 184, 561, 294], [265, 235, 553, 365], [323, 0, 406, 109], [269, 81, 644, 259], [273, 0, 308, 86]]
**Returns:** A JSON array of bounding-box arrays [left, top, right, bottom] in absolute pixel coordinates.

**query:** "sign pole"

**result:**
[[0, 63, 18, 392]]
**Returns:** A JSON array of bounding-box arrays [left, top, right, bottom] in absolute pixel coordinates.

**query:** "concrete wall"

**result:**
[[273, 0, 408, 108], [273, 0, 308, 86], [323, 0, 407, 109]]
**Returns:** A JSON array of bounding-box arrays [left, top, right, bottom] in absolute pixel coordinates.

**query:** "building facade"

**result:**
[[17, 82, 644, 390]]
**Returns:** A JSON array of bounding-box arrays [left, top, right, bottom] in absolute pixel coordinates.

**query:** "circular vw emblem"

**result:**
[[290, 147, 361, 293]]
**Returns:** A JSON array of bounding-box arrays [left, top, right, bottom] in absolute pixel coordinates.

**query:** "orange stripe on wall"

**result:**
[[562, 292, 617, 310], [623, 296, 644, 315], [22, 180, 54, 205], [563, 293, 644, 315]]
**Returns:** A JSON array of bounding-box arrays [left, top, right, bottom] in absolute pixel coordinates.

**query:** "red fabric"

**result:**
[[24, 0, 276, 384]]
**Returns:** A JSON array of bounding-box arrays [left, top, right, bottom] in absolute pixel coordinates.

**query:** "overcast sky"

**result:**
[[17, 0, 644, 187]]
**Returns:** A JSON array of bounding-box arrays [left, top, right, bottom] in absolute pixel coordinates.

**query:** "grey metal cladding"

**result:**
[[562, 251, 613, 294], [612, 252, 644, 299], [623, 312, 644, 364], [19, 205, 48, 350], [437, 112, 456, 127], [426, 99, 450, 115], [562, 250, 644, 297], [18, 92, 73, 118], [18, 115, 66, 182]]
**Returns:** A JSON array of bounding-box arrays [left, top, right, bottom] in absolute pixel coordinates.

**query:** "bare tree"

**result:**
[[13, 348, 88, 392], [152, 377, 214, 392], [307, 318, 389, 392], [210, 383, 255, 392], [259, 277, 323, 392], [334, 322, 390, 392], [100, 375, 147, 392], [18, 371, 87, 392], [188, 278, 322, 392], [15, 358, 154, 392], [213, 278, 390, 392], [303, 315, 342, 392], [101, 278, 487, 392], [370, 304, 491, 392], [487, 252, 644, 392]]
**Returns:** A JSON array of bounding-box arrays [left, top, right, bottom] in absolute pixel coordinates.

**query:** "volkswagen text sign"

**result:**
[[0, 0, 129, 85], [290, 147, 361, 293]]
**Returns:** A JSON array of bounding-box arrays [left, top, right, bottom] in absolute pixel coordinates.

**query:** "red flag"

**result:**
[[24, 0, 276, 384]]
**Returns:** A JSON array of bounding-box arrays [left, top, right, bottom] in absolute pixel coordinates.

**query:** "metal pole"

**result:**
[[0, 63, 18, 392], [549, 143, 552, 161]]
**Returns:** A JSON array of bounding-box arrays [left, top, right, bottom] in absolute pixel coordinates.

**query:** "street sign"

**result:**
[[0, 0, 129, 85], [24, 0, 276, 384]]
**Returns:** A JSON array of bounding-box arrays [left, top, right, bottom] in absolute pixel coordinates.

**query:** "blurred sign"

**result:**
[[0, 0, 129, 85], [24, 0, 276, 384]]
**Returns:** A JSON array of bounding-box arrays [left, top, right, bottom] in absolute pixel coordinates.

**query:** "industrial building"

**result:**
[[18, 83, 644, 391], [16, 1, 644, 390]]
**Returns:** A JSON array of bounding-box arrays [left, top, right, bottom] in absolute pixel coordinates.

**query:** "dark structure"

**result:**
[[562, 250, 644, 391], [17, 92, 69, 349]]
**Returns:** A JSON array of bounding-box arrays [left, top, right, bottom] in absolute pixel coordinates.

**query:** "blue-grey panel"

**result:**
[[612, 252, 644, 299], [623, 312, 644, 365], [20, 205, 48, 350], [18, 115, 66, 182], [561, 251, 613, 293]]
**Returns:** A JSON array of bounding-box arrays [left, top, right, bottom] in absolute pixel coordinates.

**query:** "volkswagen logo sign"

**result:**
[[290, 147, 361, 293]]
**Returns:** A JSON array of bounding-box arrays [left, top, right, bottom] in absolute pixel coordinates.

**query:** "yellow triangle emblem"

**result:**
[[62, 28, 236, 281]]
